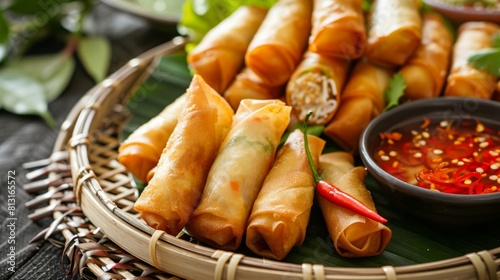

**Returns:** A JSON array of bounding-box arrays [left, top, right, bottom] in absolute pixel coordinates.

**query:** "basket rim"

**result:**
[[67, 37, 500, 280]]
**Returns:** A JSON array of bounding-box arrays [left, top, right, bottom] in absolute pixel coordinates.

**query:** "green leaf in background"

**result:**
[[0, 69, 56, 127], [492, 34, 500, 48], [77, 36, 111, 82], [467, 48, 500, 77], [4, 0, 75, 15], [0, 10, 9, 63], [179, 0, 277, 52], [384, 72, 406, 111], [4, 52, 76, 101]]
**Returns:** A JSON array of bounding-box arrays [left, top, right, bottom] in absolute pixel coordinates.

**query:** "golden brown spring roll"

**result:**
[[223, 67, 285, 111], [400, 12, 453, 100], [186, 99, 291, 251], [134, 75, 234, 236], [187, 6, 268, 93], [309, 0, 366, 59], [318, 152, 392, 257], [324, 58, 393, 153], [118, 93, 186, 182], [365, 0, 421, 67], [286, 51, 350, 125], [245, 0, 312, 87], [444, 21, 499, 99], [246, 130, 325, 260]]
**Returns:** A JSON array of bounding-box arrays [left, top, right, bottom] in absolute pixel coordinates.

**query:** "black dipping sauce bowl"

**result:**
[[359, 97, 500, 227]]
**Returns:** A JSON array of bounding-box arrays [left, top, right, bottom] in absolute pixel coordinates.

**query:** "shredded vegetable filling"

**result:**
[[374, 118, 500, 195], [288, 70, 338, 124]]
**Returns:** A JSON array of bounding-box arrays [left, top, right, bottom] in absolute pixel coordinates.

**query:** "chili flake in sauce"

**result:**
[[374, 117, 500, 195]]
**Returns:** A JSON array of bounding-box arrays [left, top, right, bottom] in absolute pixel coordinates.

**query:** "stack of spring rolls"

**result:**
[[120, 75, 391, 260], [187, 0, 500, 154], [118, 0, 500, 262]]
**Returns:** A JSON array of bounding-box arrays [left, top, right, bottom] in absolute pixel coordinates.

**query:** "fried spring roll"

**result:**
[[286, 51, 350, 125], [400, 12, 453, 100], [186, 99, 291, 251], [324, 59, 393, 153], [318, 152, 392, 257], [245, 0, 312, 87], [309, 0, 366, 59], [223, 67, 285, 111], [444, 21, 499, 99], [118, 93, 186, 182], [133, 75, 234, 236], [187, 6, 268, 93], [365, 0, 421, 67], [246, 130, 325, 260]]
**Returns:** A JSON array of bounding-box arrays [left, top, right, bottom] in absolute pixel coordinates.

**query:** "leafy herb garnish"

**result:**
[[467, 34, 500, 77], [384, 72, 407, 111]]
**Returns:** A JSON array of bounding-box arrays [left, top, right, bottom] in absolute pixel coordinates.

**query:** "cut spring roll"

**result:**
[[118, 93, 186, 182], [186, 99, 291, 251], [365, 0, 421, 67], [324, 58, 393, 153], [134, 75, 234, 236], [223, 67, 285, 111], [318, 152, 392, 257], [187, 6, 268, 93], [400, 12, 453, 100], [246, 129, 325, 260], [309, 0, 367, 59], [444, 21, 499, 99], [245, 0, 312, 87], [286, 51, 350, 125]]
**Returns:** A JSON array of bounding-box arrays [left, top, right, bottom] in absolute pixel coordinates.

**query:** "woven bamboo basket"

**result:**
[[50, 36, 500, 279]]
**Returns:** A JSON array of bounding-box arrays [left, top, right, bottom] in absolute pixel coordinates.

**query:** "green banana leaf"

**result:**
[[123, 52, 500, 268]]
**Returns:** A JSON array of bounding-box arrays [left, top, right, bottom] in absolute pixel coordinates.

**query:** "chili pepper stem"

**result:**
[[303, 111, 388, 224]]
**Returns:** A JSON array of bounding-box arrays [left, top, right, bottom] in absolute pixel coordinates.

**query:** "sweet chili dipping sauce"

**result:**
[[374, 117, 500, 195]]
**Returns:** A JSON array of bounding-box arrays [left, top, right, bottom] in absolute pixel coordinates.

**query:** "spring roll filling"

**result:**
[[288, 68, 338, 124]]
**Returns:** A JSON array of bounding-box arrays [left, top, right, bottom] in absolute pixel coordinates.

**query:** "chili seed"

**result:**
[[411, 130, 418, 135], [440, 121, 449, 127], [381, 155, 390, 161], [492, 186, 498, 191], [418, 140, 426, 146], [489, 175, 498, 181], [413, 152, 422, 158], [476, 167, 484, 173], [392, 161, 399, 168], [476, 123, 485, 133], [378, 150, 385, 156], [388, 139, 394, 145], [451, 159, 458, 164], [457, 161, 464, 166], [491, 163, 500, 170], [489, 150, 499, 157], [433, 149, 443, 155], [497, 178, 500, 184], [422, 132, 430, 138], [479, 142, 489, 148], [389, 151, 397, 157], [464, 179, 472, 185]]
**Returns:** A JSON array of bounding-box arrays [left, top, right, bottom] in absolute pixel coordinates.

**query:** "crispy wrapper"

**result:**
[[444, 21, 499, 99], [365, 0, 421, 67], [133, 75, 234, 236], [186, 99, 291, 251], [245, 0, 312, 87], [309, 0, 366, 59], [324, 58, 393, 153], [286, 51, 350, 125], [187, 6, 268, 93], [318, 152, 392, 257], [246, 130, 325, 260], [400, 12, 453, 100], [118, 93, 186, 182], [223, 67, 285, 111]]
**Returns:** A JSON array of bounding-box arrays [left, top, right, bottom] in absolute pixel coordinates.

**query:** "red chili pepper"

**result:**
[[303, 112, 388, 224]]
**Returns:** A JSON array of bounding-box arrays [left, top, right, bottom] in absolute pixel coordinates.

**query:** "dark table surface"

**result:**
[[0, 3, 180, 279]]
